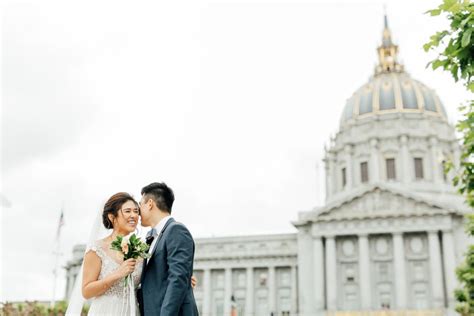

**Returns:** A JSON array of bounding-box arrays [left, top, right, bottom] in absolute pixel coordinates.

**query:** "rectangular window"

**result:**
[[360, 161, 369, 183], [342, 168, 347, 188], [442, 160, 448, 181], [386, 158, 396, 180], [415, 158, 424, 179]]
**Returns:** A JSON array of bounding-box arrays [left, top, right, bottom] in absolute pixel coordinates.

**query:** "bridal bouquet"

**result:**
[[111, 234, 151, 286]]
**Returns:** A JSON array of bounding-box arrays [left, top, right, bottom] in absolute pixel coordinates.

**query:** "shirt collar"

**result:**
[[153, 215, 172, 235]]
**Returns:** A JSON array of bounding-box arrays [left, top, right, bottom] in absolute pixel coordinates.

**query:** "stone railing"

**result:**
[[326, 310, 443, 316]]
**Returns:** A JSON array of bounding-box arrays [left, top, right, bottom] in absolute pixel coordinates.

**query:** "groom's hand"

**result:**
[[191, 275, 197, 289]]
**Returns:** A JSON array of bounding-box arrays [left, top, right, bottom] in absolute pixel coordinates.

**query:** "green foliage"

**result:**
[[453, 101, 474, 208], [110, 234, 124, 254], [425, 1, 474, 315], [454, 225, 474, 315], [424, 0, 474, 93], [0, 301, 89, 316], [110, 233, 150, 260]]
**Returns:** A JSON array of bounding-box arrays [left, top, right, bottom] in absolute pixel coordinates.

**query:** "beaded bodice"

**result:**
[[88, 240, 143, 297]]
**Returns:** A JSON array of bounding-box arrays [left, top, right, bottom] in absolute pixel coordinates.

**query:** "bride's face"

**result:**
[[110, 200, 140, 233]]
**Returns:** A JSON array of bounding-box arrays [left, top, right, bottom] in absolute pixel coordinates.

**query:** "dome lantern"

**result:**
[[375, 15, 404, 75]]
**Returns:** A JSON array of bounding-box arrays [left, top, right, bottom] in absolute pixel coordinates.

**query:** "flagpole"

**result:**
[[51, 207, 65, 308], [51, 247, 60, 307]]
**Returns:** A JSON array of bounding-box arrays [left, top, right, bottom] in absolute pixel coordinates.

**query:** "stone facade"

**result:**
[[64, 17, 471, 316], [293, 185, 468, 316], [64, 245, 86, 306], [192, 234, 298, 316]]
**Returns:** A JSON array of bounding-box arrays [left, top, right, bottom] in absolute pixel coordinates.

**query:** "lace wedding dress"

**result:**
[[87, 240, 143, 316]]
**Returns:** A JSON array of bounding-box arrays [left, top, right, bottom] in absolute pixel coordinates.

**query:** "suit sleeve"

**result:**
[[160, 223, 194, 316]]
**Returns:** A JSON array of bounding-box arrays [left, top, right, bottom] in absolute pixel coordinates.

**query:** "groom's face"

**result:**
[[139, 195, 152, 226]]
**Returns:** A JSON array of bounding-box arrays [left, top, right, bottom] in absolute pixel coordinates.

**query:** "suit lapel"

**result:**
[[150, 217, 174, 256], [145, 218, 175, 272]]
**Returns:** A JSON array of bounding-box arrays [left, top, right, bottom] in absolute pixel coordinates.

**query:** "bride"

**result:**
[[66, 192, 196, 315], [83, 192, 142, 315]]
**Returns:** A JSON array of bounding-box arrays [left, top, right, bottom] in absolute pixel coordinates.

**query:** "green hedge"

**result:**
[[0, 301, 89, 316]]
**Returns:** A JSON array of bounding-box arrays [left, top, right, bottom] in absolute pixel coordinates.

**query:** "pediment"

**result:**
[[315, 186, 453, 221]]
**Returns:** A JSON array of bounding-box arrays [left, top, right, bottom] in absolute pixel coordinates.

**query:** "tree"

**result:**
[[424, 0, 474, 314]]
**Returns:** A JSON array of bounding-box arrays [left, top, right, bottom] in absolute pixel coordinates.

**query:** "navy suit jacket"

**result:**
[[138, 218, 199, 316]]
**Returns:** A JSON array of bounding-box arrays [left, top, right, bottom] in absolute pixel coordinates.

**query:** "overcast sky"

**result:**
[[2, 0, 472, 302]]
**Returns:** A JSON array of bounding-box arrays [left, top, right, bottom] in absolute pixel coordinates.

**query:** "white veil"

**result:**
[[65, 207, 109, 315]]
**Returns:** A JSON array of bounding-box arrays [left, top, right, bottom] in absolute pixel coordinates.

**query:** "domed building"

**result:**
[[293, 17, 468, 316], [65, 16, 470, 316]]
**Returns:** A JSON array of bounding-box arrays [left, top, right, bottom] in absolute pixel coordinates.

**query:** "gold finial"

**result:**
[[375, 13, 404, 75]]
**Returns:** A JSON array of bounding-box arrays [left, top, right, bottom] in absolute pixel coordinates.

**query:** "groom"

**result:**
[[137, 182, 199, 316]]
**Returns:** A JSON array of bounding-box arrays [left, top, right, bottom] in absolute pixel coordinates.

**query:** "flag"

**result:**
[[56, 209, 65, 240]]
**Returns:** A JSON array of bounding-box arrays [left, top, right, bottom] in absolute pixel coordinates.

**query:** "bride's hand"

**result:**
[[191, 275, 197, 289], [116, 259, 137, 278]]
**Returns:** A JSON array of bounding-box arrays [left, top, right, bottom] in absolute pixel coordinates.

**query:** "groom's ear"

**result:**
[[145, 198, 154, 209]]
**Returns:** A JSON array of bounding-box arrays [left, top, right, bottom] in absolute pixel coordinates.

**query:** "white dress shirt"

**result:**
[[147, 215, 172, 258]]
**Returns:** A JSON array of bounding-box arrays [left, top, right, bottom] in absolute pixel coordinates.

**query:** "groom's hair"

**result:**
[[141, 182, 174, 213]]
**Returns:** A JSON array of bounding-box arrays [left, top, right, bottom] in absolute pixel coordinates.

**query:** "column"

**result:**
[[452, 142, 461, 170], [64, 270, 71, 300], [370, 138, 380, 183], [393, 232, 407, 309], [331, 156, 337, 197], [268, 266, 276, 315], [400, 135, 411, 183], [297, 228, 314, 315], [245, 267, 254, 316], [325, 152, 335, 199], [429, 137, 442, 184], [359, 234, 372, 309], [427, 231, 444, 308], [325, 236, 337, 310], [291, 265, 298, 315], [442, 230, 457, 312], [344, 144, 353, 189], [202, 268, 212, 316], [313, 236, 325, 315], [224, 268, 232, 315], [452, 142, 461, 185]]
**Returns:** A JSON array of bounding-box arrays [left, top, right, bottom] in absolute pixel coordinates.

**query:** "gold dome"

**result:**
[[340, 16, 447, 125]]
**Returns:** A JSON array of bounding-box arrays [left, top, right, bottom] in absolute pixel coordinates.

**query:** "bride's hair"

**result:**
[[102, 192, 138, 229]]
